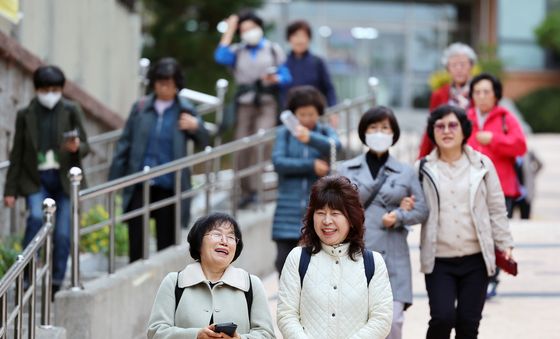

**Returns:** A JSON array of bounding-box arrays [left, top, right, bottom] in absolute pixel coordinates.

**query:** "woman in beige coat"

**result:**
[[418, 105, 514, 339], [147, 213, 275, 339]]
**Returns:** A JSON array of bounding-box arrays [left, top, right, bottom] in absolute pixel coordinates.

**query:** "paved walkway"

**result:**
[[262, 134, 560, 338]]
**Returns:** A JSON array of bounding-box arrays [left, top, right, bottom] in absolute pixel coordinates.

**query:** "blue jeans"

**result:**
[[23, 170, 70, 285]]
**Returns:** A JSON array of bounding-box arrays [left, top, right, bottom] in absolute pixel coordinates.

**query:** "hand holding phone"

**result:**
[[214, 322, 237, 337], [280, 110, 300, 136]]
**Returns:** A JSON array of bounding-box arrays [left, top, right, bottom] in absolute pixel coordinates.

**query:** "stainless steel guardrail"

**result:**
[[68, 85, 378, 288], [0, 199, 56, 339]]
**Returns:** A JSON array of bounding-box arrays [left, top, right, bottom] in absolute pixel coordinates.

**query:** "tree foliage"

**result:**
[[535, 10, 560, 54], [141, 0, 263, 95]]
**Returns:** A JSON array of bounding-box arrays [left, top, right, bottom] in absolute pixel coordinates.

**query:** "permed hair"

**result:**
[[300, 175, 365, 261], [441, 42, 477, 67], [286, 85, 326, 116]]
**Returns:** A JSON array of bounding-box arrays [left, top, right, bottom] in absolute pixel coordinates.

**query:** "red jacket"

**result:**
[[467, 105, 527, 198], [418, 85, 451, 158]]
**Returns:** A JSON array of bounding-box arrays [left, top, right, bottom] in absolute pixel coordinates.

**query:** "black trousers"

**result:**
[[274, 239, 300, 274], [127, 185, 175, 263], [425, 253, 489, 339]]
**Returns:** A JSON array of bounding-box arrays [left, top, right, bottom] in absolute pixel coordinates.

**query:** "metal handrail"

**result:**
[[0, 199, 56, 338], [68, 87, 376, 288]]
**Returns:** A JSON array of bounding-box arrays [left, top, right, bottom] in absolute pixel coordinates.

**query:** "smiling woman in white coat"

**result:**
[[277, 175, 393, 339]]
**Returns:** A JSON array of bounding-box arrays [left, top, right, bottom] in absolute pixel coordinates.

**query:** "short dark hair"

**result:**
[[300, 175, 365, 261], [286, 85, 326, 116], [427, 104, 472, 146], [286, 20, 312, 40], [147, 57, 184, 93], [33, 65, 65, 89], [469, 72, 503, 101], [357, 106, 401, 146], [237, 11, 263, 35], [187, 212, 243, 262]]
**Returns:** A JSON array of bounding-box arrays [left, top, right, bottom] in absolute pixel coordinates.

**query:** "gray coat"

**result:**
[[338, 154, 428, 306]]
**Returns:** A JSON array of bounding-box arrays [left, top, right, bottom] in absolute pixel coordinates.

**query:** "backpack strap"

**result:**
[[362, 250, 375, 285], [418, 157, 428, 183], [298, 247, 312, 287], [298, 247, 375, 287], [501, 113, 509, 134], [174, 271, 253, 322], [174, 272, 183, 311], [244, 273, 253, 322]]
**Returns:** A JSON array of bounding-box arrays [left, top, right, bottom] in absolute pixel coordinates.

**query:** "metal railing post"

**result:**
[[108, 192, 116, 274], [256, 129, 265, 209], [142, 178, 151, 260], [69, 167, 83, 289], [41, 198, 56, 326], [174, 170, 182, 245], [213, 79, 229, 176]]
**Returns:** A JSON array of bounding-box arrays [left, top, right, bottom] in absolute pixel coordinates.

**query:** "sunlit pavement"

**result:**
[[262, 134, 560, 339]]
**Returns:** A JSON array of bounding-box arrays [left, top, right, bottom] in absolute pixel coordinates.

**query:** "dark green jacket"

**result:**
[[4, 98, 90, 197]]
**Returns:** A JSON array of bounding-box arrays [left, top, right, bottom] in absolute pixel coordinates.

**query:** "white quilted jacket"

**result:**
[[277, 244, 393, 339]]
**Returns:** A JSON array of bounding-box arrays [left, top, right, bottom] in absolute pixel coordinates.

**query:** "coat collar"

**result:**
[[178, 262, 250, 292], [345, 152, 403, 174], [320, 242, 351, 258]]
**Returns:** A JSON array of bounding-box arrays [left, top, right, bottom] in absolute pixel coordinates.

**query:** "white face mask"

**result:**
[[241, 27, 263, 46], [366, 132, 394, 153], [37, 92, 62, 110]]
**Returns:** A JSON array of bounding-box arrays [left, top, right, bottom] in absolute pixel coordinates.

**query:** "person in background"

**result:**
[[338, 106, 429, 339], [215, 11, 292, 209], [282, 20, 337, 108], [147, 212, 275, 339], [3, 65, 90, 298], [109, 57, 209, 263], [271, 86, 340, 275], [418, 42, 477, 158], [277, 175, 393, 339], [466, 72, 527, 298], [419, 105, 514, 339]]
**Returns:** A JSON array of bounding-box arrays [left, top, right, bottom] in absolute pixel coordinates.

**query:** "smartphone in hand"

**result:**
[[214, 322, 237, 337], [280, 110, 300, 136]]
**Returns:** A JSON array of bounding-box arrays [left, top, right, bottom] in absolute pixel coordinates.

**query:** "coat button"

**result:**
[[215, 308, 221, 312], [332, 313, 335, 317], [333, 286, 337, 290], [335, 260, 339, 264]]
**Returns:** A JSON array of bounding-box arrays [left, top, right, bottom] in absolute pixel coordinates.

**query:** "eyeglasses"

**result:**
[[205, 231, 239, 245], [434, 121, 460, 133]]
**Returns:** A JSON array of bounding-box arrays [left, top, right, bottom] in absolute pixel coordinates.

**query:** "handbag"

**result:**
[[495, 248, 518, 276]]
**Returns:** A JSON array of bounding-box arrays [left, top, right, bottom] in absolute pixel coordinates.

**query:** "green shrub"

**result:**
[[515, 87, 560, 133], [535, 10, 560, 54], [80, 202, 129, 257], [0, 235, 22, 279]]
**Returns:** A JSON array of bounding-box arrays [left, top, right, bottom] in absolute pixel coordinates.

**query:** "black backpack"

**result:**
[[298, 247, 375, 287]]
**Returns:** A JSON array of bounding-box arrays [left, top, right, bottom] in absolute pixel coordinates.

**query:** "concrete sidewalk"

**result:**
[[262, 134, 560, 338]]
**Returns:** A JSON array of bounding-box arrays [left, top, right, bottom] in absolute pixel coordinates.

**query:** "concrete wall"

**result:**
[[54, 205, 277, 339], [10, 0, 141, 116]]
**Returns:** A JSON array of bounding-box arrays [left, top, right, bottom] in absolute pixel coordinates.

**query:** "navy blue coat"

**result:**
[[271, 123, 341, 240], [108, 94, 209, 227], [282, 51, 337, 107]]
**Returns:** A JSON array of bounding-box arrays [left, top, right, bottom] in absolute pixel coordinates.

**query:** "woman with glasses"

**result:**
[[338, 106, 429, 339], [147, 212, 275, 339], [419, 105, 514, 339]]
